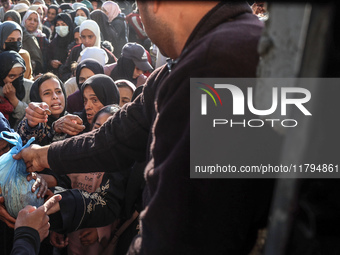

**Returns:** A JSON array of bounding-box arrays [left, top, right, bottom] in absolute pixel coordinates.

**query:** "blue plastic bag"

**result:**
[[0, 131, 44, 218]]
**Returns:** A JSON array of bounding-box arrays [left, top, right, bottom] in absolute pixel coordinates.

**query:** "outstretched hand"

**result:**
[[13, 144, 50, 173], [15, 194, 62, 242]]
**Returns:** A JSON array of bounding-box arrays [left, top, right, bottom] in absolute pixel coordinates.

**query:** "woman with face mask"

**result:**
[[73, 6, 90, 27], [0, 20, 33, 80], [4, 10, 45, 76], [0, 51, 33, 129], [58, 20, 117, 82], [47, 13, 74, 75]]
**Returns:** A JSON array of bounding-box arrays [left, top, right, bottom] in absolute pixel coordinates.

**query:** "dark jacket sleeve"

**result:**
[[50, 171, 128, 233], [10, 227, 40, 255], [47, 67, 162, 175]]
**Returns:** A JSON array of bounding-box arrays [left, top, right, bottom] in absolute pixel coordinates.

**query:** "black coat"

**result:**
[[47, 2, 282, 254]]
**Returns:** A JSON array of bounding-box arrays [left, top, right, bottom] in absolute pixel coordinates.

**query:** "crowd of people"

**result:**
[[0, 1, 275, 255]]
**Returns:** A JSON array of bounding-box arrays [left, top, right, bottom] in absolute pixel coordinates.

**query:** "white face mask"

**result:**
[[56, 25, 69, 37], [75, 16, 87, 26]]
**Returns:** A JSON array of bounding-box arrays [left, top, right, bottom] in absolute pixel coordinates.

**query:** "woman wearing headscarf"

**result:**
[[102, 1, 128, 57], [79, 74, 119, 132], [59, 20, 116, 82], [21, 10, 49, 73], [73, 6, 90, 27], [4, 10, 44, 76], [108, 42, 152, 87], [58, 3, 73, 14], [0, 51, 33, 129], [17, 72, 84, 146], [67, 58, 104, 114], [43, 4, 58, 30], [90, 9, 118, 50], [0, 20, 33, 80], [47, 12, 74, 75], [29, 4, 53, 41]]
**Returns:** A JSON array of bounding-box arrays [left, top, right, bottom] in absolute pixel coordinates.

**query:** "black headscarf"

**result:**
[[90, 9, 117, 45], [53, 13, 74, 63], [75, 59, 104, 90], [29, 74, 67, 127], [110, 56, 137, 85], [4, 10, 22, 25], [81, 74, 120, 107], [0, 21, 23, 52], [0, 51, 26, 101], [47, 4, 59, 22], [59, 3, 73, 13]]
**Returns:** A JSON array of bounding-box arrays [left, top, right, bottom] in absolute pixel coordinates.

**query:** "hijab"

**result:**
[[47, 4, 59, 18], [80, 47, 108, 66], [0, 21, 23, 52], [21, 10, 45, 37], [0, 51, 26, 101], [75, 59, 104, 90], [29, 74, 67, 127], [110, 56, 137, 85], [90, 9, 117, 44], [81, 74, 120, 107], [4, 10, 22, 24], [102, 1, 121, 23], [75, 6, 90, 19], [79, 19, 101, 48], [59, 3, 73, 13], [53, 13, 74, 62]]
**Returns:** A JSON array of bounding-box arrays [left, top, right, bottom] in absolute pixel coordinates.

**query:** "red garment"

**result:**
[[0, 96, 14, 120]]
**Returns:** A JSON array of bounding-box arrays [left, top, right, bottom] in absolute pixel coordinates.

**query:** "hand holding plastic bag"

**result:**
[[0, 131, 44, 218]]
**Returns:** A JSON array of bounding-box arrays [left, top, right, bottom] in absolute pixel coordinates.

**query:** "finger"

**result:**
[[26, 173, 33, 181], [31, 177, 41, 193], [41, 195, 62, 213], [0, 197, 4, 203], [5, 220, 15, 229], [13, 151, 22, 161]]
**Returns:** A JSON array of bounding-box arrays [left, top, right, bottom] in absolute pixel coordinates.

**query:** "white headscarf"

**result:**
[[80, 47, 108, 65], [102, 1, 121, 23], [21, 10, 44, 37], [79, 19, 101, 48]]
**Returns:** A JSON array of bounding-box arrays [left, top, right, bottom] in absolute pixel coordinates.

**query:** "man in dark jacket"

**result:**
[[16, 2, 282, 254]]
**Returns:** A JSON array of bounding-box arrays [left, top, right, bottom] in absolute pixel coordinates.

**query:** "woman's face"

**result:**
[[132, 67, 143, 79], [3, 67, 24, 84], [56, 19, 67, 27], [80, 29, 96, 47], [47, 8, 57, 22], [39, 78, 65, 118], [118, 86, 133, 107], [79, 67, 95, 85], [83, 86, 104, 124], [74, 31, 81, 45], [76, 9, 87, 17], [92, 112, 111, 130], [25, 13, 39, 33], [3, 30, 21, 49]]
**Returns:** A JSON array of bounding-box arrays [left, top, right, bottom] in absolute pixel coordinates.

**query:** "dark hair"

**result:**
[[90, 104, 120, 129]]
